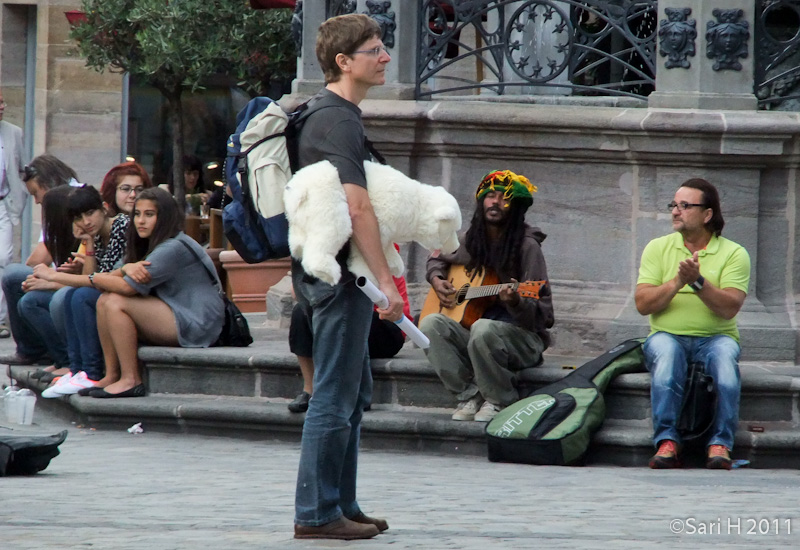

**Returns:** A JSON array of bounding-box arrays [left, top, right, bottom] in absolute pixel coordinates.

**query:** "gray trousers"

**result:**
[[419, 313, 545, 406]]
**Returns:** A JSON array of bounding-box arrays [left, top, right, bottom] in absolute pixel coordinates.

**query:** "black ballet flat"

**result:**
[[89, 384, 146, 399]]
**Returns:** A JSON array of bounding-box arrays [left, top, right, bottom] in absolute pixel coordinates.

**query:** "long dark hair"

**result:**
[[680, 178, 725, 236], [464, 199, 528, 280], [126, 188, 183, 262], [41, 185, 79, 266]]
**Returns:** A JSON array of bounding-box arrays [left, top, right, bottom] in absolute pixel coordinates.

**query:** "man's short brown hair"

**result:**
[[316, 14, 382, 83]]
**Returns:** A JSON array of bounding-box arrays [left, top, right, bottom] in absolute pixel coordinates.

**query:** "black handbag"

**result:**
[[677, 361, 716, 444], [178, 239, 253, 347]]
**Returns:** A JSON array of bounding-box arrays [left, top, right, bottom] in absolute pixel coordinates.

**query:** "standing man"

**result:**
[[291, 14, 403, 541], [0, 90, 30, 338], [635, 178, 750, 470], [420, 170, 554, 423]]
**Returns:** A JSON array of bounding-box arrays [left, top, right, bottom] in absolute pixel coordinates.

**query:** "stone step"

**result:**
[[17, 388, 800, 469], [134, 338, 800, 425]]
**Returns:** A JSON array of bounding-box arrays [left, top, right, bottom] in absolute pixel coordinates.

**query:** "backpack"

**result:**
[[485, 339, 645, 466], [222, 97, 300, 263], [223, 97, 386, 264], [676, 361, 716, 445], [0, 430, 68, 476]]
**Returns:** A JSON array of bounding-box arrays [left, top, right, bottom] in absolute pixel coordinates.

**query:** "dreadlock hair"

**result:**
[[463, 198, 529, 280]]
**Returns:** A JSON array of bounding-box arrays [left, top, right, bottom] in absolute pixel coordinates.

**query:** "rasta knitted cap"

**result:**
[[475, 170, 537, 209]]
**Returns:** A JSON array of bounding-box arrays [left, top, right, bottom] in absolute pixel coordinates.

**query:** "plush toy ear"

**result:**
[[434, 205, 459, 223]]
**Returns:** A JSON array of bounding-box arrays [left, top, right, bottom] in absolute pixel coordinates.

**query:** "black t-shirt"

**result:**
[[297, 89, 369, 188]]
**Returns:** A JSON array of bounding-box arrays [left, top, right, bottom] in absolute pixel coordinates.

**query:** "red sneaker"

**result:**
[[648, 440, 681, 469]]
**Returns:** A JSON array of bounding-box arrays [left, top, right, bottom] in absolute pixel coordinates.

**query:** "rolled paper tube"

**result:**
[[356, 276, 430, 349]]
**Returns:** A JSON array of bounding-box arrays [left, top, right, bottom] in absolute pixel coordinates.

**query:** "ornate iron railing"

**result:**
[[754, 0, 800, 109], [417, 0, 657, 100]]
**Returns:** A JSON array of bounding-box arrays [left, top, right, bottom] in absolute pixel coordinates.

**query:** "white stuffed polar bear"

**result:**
[[284, 160, 462, 285]]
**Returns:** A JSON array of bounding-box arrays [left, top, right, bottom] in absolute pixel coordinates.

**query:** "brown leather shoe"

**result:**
[[348, 511, 389, 532], [294, 517, 379, 540]]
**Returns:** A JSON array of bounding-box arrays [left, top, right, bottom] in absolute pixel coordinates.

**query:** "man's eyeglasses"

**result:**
[[23, 165, 37, 181], [350, 45, 389, 57], [668, 201, 707, 212], [118, 185, 144, 195]]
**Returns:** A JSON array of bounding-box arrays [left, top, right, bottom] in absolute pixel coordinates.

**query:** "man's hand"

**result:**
[[376, 280, 404, 322], [677, 251, 701, 286], [432, 277, 456, 309], [498, 278, 521, 307], [122, 261, 152, 284]]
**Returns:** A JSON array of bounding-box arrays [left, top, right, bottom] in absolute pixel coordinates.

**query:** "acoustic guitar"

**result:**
[[419, 265, 546, 329]]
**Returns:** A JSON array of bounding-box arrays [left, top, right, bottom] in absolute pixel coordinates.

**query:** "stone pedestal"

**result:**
[[649, 0, 757, 110]]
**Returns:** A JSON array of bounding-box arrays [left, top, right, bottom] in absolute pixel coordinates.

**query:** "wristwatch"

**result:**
[[689, 275, 705, 292]]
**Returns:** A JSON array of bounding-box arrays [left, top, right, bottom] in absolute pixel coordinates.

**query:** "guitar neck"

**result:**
[[463, 282, 517, 301]]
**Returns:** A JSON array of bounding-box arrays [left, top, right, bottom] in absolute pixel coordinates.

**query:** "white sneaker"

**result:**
[[41, 372, 74, 398], [451, 395, 484, 421], [50, 371, 98, 396], [474, 401, 502, 422]]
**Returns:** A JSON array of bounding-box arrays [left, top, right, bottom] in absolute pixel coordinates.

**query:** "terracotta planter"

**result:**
[[219, 251, 291, 313]]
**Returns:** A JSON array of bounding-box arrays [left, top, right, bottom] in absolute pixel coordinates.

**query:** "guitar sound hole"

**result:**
[[455, 288, 468, 305]]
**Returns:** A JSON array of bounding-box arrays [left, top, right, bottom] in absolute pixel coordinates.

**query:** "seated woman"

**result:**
[[1, 155, 82, 369], [31, 185, 130, 396], [168, 154, 208, 214], [2, 185, 80, 376], [29, 161, 152, 383], [100, 161, 153, 216], [87, 187, 223, 398]]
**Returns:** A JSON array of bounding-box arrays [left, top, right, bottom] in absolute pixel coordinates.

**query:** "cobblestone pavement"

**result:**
[[0, 403, 797, 550]]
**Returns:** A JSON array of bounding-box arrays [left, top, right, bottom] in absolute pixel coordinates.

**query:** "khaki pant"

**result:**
[[419, 314, 545, 406]]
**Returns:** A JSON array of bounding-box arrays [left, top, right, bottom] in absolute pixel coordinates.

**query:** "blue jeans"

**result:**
[[62, 287, 103, 379], [15, 280, 70, 369], [2, 263, 71, 364], [643, 331, 741, 450], [292, 264, 373, 527]]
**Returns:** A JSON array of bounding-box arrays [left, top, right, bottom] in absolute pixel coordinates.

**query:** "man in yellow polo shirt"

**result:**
[[635, 178, 750, 470]]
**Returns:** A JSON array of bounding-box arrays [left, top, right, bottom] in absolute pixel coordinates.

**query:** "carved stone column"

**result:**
[[649, 0, 757, 109], [291, 0, 417, 99]]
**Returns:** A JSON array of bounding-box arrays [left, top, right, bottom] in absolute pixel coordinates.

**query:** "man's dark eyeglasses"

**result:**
[[23, 165, 38, 181], [667, 201, 706, 212]]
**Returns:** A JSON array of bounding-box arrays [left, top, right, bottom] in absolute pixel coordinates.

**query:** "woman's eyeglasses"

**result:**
[[118, 185, 144, 195]]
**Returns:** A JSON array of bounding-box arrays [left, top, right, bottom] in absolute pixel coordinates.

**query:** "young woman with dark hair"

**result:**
[[1, 155, 85, 369], [31, 185, 131, 396], [1, 186, 80, 374], [80, 188, 223, 398]]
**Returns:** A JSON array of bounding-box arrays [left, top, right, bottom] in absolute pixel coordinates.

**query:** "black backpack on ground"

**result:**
[[677, 361, 716, 446], [0, 430, 68, 476], [486, 339, 645, 466]]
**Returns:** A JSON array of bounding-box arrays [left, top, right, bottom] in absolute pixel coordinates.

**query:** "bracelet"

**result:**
[[88, 273, 96, 287], [85, 251, 95, 257]]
